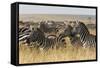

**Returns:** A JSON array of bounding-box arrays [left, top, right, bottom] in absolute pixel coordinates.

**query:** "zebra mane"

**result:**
[[79, 22, 90, 34]]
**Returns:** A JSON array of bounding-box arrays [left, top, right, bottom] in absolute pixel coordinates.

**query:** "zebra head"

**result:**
[[71, 21, 82, 35], [72, 21, 89, 35], [62, 25, 73, 37]]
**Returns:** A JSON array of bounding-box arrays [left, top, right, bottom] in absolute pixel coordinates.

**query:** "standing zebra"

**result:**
[[26, 28, 66, 51], [71, 21, 96, 48]]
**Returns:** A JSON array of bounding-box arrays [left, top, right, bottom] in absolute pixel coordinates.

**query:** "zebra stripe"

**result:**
[[26, 28, 66, 50], [19, 24, 32, 42], [72, 21, 96, 47], [19, 34, 30, 41]]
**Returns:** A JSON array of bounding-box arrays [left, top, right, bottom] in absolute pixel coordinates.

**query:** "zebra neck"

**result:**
[[80, 29, 89, 43], [57, 34, 64, 42]]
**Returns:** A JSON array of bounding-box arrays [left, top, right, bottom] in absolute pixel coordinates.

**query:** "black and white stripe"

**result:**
[[19, 23, 32, 42], [72, 21, 96, 48], [25, 28, 66, 50]]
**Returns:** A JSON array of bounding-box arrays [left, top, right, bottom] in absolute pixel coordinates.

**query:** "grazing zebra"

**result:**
[[71, 21, 96, 48], [26, 28, 66, 51]]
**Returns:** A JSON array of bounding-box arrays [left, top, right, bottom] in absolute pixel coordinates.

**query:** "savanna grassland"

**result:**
[[19, 40, 96, 64], [19, 14, 96, 64]]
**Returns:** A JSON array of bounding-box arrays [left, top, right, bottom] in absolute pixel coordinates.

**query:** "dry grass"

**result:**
[[89, 29, 96, 35], [19, 38, 96, 64]]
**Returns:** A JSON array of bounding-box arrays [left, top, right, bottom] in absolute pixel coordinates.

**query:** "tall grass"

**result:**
[[19, 39, 96, 64]]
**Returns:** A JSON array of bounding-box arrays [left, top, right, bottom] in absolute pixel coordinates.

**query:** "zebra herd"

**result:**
[[19, 20, 96, 51]]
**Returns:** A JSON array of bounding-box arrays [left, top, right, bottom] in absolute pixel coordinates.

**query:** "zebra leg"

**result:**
[[82, 42, 87, 48]]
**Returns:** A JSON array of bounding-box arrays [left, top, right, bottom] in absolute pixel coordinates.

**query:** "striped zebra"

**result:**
[[19, 23, 31, 34], [19, 23, 32, 42], [39, 21, 59, 34], [26, 28, 66, 51], [71, 21, 96, 48], [62, 25, 83, 46]]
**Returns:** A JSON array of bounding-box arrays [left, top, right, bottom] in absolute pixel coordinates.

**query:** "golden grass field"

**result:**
[[19, 37, 96, 64], [19, 14, 96, 64]]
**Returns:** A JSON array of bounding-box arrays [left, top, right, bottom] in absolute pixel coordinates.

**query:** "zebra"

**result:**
[[39, 21, 59, 34], [61, 24, 83, 47], [71, 21, 96, 48], [19, 23, 32, 34], [26, 28, 66, 51], [19, 23, 32, 42]]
